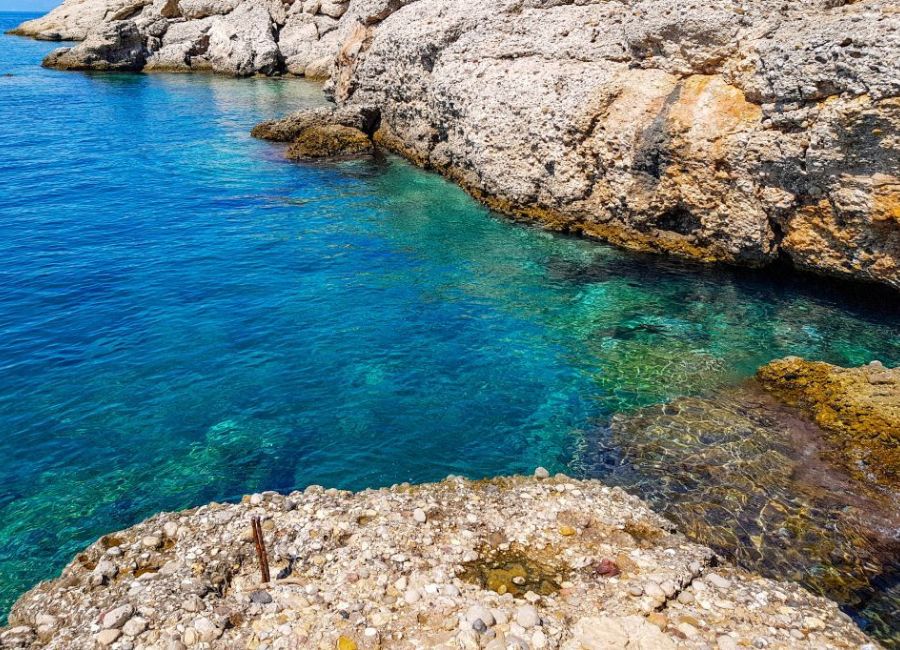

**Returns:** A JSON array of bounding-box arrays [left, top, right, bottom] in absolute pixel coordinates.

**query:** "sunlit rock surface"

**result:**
[[0, 476, 878, 648]]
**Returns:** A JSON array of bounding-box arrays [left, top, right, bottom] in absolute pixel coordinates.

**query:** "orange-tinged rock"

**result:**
[[757, 357, 900, 490]]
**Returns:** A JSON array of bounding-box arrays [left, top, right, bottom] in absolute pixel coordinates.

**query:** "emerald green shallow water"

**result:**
[[2, 13, 899, 642]]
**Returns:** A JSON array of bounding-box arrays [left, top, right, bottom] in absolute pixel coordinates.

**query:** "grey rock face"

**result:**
[[19, 0, 346, 78], [42, 20, 147, 71], [8, 0, 144, 40], [325, 0, 899, 289], [206, 2, 279, 76]]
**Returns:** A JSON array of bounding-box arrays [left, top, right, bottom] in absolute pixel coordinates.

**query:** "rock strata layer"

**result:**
[[10, 0, 900, 288], [757, 357, 900, 491], [0, 475, 878, 649]]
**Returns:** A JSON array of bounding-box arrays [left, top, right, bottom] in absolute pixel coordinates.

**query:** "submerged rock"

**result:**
[[592, 387, 900, 642], [0, 475, 876, 648], [757, 357, 900, 491]]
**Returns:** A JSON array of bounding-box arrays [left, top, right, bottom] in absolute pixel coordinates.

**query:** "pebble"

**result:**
[[465, 605, 495, 628], [142, 535, 161, 549], [250, 590, 273, 605], [457, 628, 480, 649], [182, 595, 203, 613], [647, 612, 668, 629], [35, 614, 59, 633], [336, 636, 357, 650], [643, 582, 666, 601], [163, 521, 179, 539], [628, 584, 644, 597], [559, 525, 576, 536], [717, 635, 738, 650], [413, 508, 427, 524], [677, 622, 699, 637], [677, 591, 695, 604], [534, 467, 550, 479], [101, 604, 134, 629], [193, 617, 222, 643], [706, 572, 731, 589], [95, 629, 122, 646], [403, 588, 421, 604], [94, 559, 118, 581], [122, 616, 147, 636], [804, 616, 825, 630], [516, 605, 540, 629]]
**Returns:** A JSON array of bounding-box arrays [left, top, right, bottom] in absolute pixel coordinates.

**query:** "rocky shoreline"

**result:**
[[11, 0, 900, 290], [0, 473, 882, 649]]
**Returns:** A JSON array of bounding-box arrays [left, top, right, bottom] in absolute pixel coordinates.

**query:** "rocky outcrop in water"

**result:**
[[10, 0, 900, 287], [0, 475, 879, 649], [11, 0, 353, 78], [757, 357, 900, 491]]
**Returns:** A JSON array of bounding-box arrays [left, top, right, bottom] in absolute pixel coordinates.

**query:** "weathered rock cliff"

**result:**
[[10, 0, 900, 289]]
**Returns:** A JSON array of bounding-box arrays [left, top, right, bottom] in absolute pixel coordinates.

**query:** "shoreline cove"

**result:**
[[1, 5, 899, 649]]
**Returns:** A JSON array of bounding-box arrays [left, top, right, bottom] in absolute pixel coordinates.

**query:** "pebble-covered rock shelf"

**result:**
[[0, 474, 878, 649]]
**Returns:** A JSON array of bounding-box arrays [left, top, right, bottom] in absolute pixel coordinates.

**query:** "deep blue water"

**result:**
[[1, 11, 899, 635]]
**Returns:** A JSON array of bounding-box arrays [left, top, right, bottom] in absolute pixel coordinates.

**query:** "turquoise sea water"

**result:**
[[1, 12, 899, 638]]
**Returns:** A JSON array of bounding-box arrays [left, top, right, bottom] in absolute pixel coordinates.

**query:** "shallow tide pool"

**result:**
[[1, 12, 899, 642]]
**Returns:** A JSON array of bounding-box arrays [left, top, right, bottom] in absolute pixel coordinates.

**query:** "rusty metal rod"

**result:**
[[251, 516, 270, 584]]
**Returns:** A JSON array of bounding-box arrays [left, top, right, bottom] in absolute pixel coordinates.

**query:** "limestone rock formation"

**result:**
[[41, 20, 147, 71], [11, 0, 900, 289], [325, 0, 900, 289], [0, 476, 878, 648], [251, 103, 379, 141], [7, 0, 144, 41], [12, 0, 352, 78], [757, 357, 900, 490]]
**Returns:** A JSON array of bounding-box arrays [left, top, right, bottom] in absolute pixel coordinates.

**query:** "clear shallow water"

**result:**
[[2, 11, 899, 639]]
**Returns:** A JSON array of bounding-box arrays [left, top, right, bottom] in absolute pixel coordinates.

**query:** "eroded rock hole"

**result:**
[[657, 205, 702, 235]]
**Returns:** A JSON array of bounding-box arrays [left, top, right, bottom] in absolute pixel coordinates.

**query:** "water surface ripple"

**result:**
[[1, 12, 899, 642]]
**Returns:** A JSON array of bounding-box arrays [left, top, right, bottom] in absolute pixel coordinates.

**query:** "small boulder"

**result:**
[[101, 604, 134, 629], [43, 21, 146, 72], [95, 629, 121, 646], [286, 125, 373, 160]]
